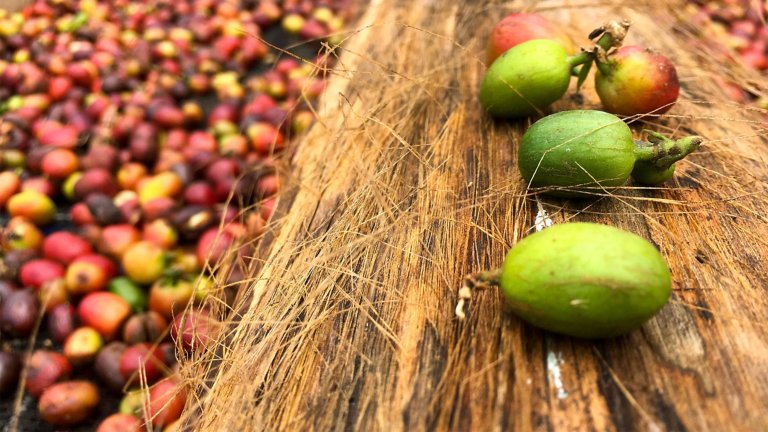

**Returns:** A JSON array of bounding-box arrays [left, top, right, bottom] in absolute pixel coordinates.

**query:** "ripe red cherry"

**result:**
[[487, 13, 574, 64], [42, 232, 93, 264], [594, 46, 680, 116]]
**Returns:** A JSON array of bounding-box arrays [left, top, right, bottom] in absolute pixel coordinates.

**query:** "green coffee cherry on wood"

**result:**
[[479, 20, 635, 119], [518, 110, 702, 197], [455, 223, 673, 338], [498, 223, 672, 338], [479, 39, 574, 119]]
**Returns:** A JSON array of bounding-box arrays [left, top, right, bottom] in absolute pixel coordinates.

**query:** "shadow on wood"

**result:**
[[182, 1, 768, 431]]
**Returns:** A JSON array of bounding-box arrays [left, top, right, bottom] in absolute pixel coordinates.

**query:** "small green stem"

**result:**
[[567, 20, 631, 88], [575, 61, 592, 91], [566, 26, 626, 68], [566, 52, 592, 69], [593, 23, 627, 52], [633, 131, 703, 167], [632, 131, 703, 185], [594, 58, 613, 77]]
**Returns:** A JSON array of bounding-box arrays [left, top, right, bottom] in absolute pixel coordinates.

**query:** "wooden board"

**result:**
[[186, 1, 768, 431]]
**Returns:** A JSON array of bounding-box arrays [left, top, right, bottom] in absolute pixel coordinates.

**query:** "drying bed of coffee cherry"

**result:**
[[686, 0, 768, 108], [0, 0, 351, 430]]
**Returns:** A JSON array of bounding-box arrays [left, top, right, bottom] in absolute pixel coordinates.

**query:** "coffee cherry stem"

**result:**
[[574, 61, 593, 91], [588, 19, 631, 51], [632, 132, 703, 184], [455, 268, 501, 320], [634, 131, 703, 168], [567, 19, 631, 89], [592, 48, 614, 78]]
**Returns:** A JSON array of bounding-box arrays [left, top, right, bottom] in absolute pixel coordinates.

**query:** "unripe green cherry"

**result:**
[[498, 223, 672, 338], [479, 39, 573, 119], [518, 110, 702, 196]]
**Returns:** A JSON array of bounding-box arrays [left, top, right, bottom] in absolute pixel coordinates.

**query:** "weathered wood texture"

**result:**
[[186, 1, 768, 431]]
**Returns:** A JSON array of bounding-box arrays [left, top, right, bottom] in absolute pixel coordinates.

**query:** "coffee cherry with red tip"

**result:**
[[594, 46, 680, 117]]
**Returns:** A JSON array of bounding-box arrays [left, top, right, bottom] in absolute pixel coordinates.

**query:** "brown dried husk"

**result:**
[[178, 1, 768, 431]]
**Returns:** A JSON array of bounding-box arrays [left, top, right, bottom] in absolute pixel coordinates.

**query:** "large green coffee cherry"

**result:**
[[518, 110, 702, 197], [500, 222, 671, 338], [479, 39, 573, 119]]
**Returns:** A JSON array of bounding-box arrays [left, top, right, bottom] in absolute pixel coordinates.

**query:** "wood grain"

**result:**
[[185, 1, 768, 431]]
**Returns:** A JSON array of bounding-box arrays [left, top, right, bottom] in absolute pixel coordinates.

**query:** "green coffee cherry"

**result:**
[[479, 21, 631, 120], [455, 223, 673, 338], [108, 277, 147, 312], [479, 39, 573, 119], [518, 110, 702, 196], [498, 223, 672, 338]]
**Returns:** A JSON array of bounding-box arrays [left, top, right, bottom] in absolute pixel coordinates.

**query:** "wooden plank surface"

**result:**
[[185, 1, 768, 431]]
